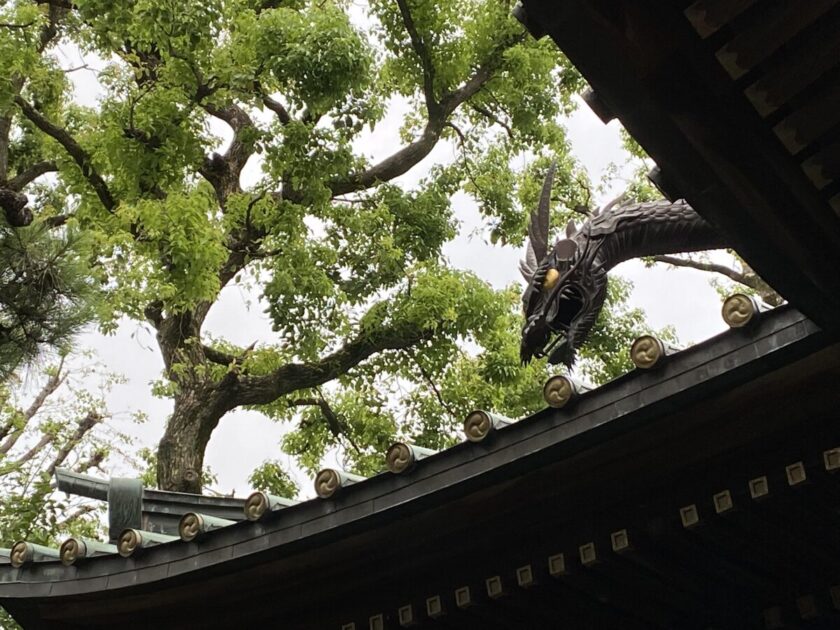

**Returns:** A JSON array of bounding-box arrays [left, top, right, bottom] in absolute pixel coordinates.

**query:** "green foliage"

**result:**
[[0, 353, 131, 544], [0, 225, 98, 380], [247, 460, 299, 498], [1, 0, 678, 492]]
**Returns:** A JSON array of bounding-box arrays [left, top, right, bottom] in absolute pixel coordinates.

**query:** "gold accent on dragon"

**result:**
[[542, 267, 560, 290]]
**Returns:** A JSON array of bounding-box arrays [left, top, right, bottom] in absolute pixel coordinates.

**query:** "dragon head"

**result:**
[[518, 163, 608, 367]]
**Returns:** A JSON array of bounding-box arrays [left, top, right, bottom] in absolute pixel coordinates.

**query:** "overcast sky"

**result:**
[[48, 26, 731, 498]]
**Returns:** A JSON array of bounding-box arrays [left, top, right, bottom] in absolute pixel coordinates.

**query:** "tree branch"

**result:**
[[651, 255, 749, 285], [330, 121, 443, 196], [395, 0, 438, 115], [329, 32, 524, 197], [47, 410, 102, 475], [407, 350, 457, 420], [232, 324, 433, 407], [289, 397, 343, 439], [0, 21, 34, 30], [14, 96, 116, 212], [202, 345, 237, 366], [469, 103, 513, 140], [0, 359, 65, 452], [35, 0, 74, 9], [57, 503, 98, 527], [261, 93, 291, 125], [7, 160, 58, 190], [652, 255, 783, 306], [289, 393, 361, 452], [200, 103, 257, 205]]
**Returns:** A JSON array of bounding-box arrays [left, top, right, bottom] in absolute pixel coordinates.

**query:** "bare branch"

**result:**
[[203, 345, 237, 366], [0, 21, 35, 30], [330, 121, 443, 196], [200, 103, 257, 204], [329, 33, 525, 197], [652, 254, 783, 306], [7, 160, 58, 190], [407, 350, 457, 420], [469, 103, 513, 140], [651, 255, 750, 285], [289, 397, 343, 439], [57, 503, 97, 527], [47, 410, 102, 475], [439, 33, 525, 114], [289, 393, 361, 452], [261, 93, 291, 125], [233, 324, 433, 407], [44, 213, 74, 228], [75, 448, 106, 473], [13, 432, 54, 467], [0, 360, 65, 453], [15, 96, 116, 212], [395, 0, 438, 115]]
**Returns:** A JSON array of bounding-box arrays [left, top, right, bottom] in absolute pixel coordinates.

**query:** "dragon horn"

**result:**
[[526, 160, 557, 264]]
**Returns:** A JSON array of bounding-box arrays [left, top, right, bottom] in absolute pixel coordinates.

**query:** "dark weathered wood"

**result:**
[[684, 0, 758, 38], [801, 141, 840, 190], [520, 0, 840, 334], [715, 0, 839, 80], [743, 12, 840, 117], [1, 308, 837, 628], [773, 77, 840, 154]]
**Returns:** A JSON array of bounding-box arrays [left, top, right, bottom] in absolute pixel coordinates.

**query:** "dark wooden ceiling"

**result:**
[[520, 0, 840, 335]]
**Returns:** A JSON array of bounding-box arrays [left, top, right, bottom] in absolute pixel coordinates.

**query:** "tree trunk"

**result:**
[[156, 382, 230, 493]]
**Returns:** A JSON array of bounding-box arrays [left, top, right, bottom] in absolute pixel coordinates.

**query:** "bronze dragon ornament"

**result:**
[[519, 163, 727, 367]]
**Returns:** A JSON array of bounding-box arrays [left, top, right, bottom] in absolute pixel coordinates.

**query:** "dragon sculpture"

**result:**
[[519, 163, 726, 367]]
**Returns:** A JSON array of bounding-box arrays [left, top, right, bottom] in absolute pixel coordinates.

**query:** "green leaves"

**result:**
[[0, 224, 99, 379], [247, 460, 298, 497], [238, 5, 373, 114], [1, 0, 680, 492]]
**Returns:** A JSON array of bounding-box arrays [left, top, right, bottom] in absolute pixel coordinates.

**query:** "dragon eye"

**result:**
[[543, 268, 560, 289]]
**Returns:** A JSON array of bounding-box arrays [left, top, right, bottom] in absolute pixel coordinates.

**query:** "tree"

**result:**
[[617, 132, 784, 306], [0, 353, 133, 628], [0, 223, 97, 380], [0, 352, 132, 543], [0, 0, 674, 492]]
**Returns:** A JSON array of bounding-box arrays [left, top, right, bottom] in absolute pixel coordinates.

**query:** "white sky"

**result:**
[[50, 25, 730, 498]]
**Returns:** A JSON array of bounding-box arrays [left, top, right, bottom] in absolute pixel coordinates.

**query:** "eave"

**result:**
[[3, 306, 839, 628], [517, 0, 840, 333]]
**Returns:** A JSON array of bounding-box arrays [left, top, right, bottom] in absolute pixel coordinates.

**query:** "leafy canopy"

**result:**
[[0, 0, 671, 489]]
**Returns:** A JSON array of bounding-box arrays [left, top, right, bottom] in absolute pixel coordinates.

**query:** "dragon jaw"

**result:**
[[520, 251, 608, 367]]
